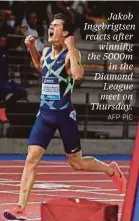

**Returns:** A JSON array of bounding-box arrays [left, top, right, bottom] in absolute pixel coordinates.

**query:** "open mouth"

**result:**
[[49, 32, 54, 37]]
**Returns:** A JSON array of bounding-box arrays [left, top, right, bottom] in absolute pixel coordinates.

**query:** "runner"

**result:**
[[4, 13, 126, 220]]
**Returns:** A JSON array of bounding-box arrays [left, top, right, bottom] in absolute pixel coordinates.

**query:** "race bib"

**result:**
[[42, 77, 60, 100]]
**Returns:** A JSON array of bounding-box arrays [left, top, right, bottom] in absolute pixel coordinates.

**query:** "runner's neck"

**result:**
[[51, 44, 67, 59]]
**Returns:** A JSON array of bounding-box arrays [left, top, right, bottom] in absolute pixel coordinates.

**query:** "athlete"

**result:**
[[4, 13, 126, 220]]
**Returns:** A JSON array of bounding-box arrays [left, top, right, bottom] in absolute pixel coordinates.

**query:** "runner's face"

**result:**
[[48, 19, 65, 43]]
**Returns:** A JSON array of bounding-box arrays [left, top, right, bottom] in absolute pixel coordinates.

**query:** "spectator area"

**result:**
[[0, 1, 139, 141]]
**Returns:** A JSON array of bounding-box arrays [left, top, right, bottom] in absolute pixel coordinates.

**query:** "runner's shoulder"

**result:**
[[41, 47, 50, 66], [42, 47, 50, 57]]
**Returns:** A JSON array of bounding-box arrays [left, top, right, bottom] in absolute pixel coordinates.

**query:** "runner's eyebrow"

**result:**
[[49, 23, 61, 27]]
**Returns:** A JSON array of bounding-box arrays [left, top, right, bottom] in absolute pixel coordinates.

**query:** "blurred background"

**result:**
[[0, 0, 139, 156]]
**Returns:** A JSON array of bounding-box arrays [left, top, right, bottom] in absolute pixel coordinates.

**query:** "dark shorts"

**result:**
[[27, 106, 81, 154]]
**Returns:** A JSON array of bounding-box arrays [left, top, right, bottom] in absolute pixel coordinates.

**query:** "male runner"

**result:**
[[4, 13, 126, 220]]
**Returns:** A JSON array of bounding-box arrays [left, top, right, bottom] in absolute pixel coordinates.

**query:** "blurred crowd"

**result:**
[[0, 1, 139, 123], [0, 1, 87, 51], [0, 1, 139, 51]]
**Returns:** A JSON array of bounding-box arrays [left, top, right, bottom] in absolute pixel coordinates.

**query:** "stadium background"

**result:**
[[0, 1, 139, 220], [0, 0, 139, 156]]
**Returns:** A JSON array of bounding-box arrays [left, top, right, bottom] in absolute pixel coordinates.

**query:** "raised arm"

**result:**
[[25, 35, 41, 72], [25, 35, 48, 72], [65, 36, 84, 81]]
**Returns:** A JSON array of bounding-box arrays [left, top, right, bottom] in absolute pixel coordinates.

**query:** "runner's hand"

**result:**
[[64, 36, 75, 51], [25, 35, 35, 48]]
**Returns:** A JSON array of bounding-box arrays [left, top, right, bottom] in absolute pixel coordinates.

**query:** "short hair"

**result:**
[[53, 13, 75, 36]]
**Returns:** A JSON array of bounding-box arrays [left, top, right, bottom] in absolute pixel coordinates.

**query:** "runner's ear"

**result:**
[[63, 31, 69, 37]]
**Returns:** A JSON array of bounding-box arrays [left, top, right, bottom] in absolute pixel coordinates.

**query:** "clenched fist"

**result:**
[[64, 36, 75, 51], [25, 35, 35, 48]]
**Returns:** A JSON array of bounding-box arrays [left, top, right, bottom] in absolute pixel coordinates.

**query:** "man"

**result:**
[[4, 13, 126, 220]]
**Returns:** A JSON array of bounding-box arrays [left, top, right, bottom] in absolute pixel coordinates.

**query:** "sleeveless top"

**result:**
[[40, 47, 75, 111]]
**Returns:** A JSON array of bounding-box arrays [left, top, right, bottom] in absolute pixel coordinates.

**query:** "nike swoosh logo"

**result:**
[[57, 60, 64, 64], [71, 148, 79, 153]]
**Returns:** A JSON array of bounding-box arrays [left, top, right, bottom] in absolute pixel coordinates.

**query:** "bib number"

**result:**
[[42, 77, 60, 100]]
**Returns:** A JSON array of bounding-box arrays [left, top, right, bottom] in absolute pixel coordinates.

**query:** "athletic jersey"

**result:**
[[40, 47, 75, 111]]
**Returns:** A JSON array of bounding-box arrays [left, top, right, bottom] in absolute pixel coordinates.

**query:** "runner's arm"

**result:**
[[29, 47, 41, 72], [65, 36, 84, 80], [29, 47, 49, 72], [25, 35, 48, 72], [68, 48, 84, 80]]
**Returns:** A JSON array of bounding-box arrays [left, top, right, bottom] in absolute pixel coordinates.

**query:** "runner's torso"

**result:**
[[40, 47, 75, 111]]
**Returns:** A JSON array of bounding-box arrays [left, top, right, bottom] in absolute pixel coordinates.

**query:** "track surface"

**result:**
[[0, 160, 129, 221]]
